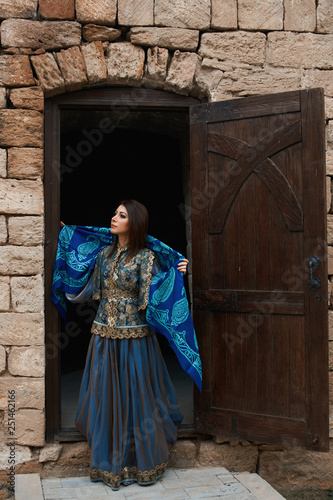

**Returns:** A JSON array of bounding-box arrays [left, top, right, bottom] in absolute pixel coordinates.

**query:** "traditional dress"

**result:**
[[51, 226, 202, 490], [73, 243, 183, 489]]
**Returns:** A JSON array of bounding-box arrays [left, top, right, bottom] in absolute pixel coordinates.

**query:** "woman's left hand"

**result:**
[[177, 258, 189, 275]]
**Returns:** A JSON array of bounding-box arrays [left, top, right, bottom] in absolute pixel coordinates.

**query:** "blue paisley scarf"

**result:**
[[51, 225, 202, 392]]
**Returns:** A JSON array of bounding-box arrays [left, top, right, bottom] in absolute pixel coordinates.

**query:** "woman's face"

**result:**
[[111, 205, 130, 239]]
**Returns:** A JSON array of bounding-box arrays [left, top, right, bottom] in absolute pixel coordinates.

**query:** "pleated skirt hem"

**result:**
[[75, 333, 183, 491], [90, 460, 168, 490]]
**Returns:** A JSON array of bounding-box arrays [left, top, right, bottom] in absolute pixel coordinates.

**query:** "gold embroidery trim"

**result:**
[[138, 250, 154, 311], [92, 245, 155, 337], [90, 461, 167, 489], [91, 323, 154, 339]]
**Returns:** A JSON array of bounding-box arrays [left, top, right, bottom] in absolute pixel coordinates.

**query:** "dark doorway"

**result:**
[[58, 108, 194, 430]]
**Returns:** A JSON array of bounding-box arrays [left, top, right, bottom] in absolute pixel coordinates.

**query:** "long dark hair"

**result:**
[[109, 199, 148, 259]]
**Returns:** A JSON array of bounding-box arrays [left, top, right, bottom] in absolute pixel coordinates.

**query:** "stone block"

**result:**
[[0, 277, 10, 311], [284, 0, 316, 32], [211, 67, 301, 102], [328, 247, 333, 276], [39, 0, 75, 19], [212, 0, 237, 29], [327, 177, 332, 213], [330, 371, 333, 403], [82, 24, 121, 42], [39, 443, 63, 463], [268, 32, 333, 69], [7, 148, 43, 180], [0, 179, 43, 215], [327, 122, 333, 176], [0, 313, 44, 346], [31, 53, 66, 97], [168, 440, 197, 468], [15, 410, 45, 447], [199, 31, 266, 66], [9, 87, 44, 112], [8, 346, 45, 377], [330, 341, 333, 370], [81, 41, 107, 84], [318, 0, 333, 34], [328, 215, 333, 245], [76, 0, 117, 26], [194, 60, 223, 100], [0, 443, 32, 466], [1, 19, 81, 51], [0, 0, 37, 18], [57, 441, 90, 467], [327, 155, 333, 178], [303, 69, 333, 98], [0, 215, 7, 243], [0, 377, 44, 410], [143, 46, 169, 89], [130, 27, 199, 51], [118, 0, 153, 26], [11, 275, 44, 313], [259, 447, 333, 489], [238, 0, 283, 30], [0, 246, 43, 275], [15, 460, 42, 474], [8, 216, 44, 246], [325, 97, 333, 120], [106, 42, 145, 86], [0, 55, 35, 87], [55, 46, 88, 92], [0, 110, 43, 148], [0, 345, 6, 374], [0, 149, 6, 178], [198, 440, 258, 472], [164, 51, 201, 95], [0, 88, 6, 108], [155, 0, 210, 30]]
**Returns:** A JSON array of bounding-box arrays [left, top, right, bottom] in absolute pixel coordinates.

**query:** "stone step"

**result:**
[[16, 468, 286, 499], [16, 473, 44, 500], [236, 472, 286, 500]]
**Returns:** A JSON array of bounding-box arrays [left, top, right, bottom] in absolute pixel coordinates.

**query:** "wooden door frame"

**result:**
[[44, 87, 199, 442]]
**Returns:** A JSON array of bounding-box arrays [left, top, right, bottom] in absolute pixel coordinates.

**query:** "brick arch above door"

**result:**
[[30, 41, 204, 99]]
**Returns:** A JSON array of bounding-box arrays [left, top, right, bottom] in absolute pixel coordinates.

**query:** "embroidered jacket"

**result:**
[[51, 225, 202, 391], [91, 244, 155, 339]]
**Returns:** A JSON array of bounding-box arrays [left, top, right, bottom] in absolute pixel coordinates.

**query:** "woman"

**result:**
[[68, 200, 190, 490]]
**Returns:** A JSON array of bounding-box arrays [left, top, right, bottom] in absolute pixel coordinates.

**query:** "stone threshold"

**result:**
[[16, 473, 44, 500], [16, 468, 286, 499]]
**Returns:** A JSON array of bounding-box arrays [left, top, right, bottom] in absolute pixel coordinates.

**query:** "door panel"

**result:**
[[191, 89, 328, 450]]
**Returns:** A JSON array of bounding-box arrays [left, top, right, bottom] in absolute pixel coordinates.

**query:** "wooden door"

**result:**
[[190, 89, 329, 450]]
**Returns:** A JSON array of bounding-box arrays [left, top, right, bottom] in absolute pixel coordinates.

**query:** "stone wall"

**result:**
[[0, 0, 333, 494]]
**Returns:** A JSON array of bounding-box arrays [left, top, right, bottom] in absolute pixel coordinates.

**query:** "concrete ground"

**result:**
[[16, 467, 286, 500]]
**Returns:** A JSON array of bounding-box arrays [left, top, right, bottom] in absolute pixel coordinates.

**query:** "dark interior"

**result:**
[[59, 108, 193, 428]]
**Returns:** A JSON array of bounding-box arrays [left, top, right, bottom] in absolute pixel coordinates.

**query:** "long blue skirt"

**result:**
[[75, 332, 183, 490]]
